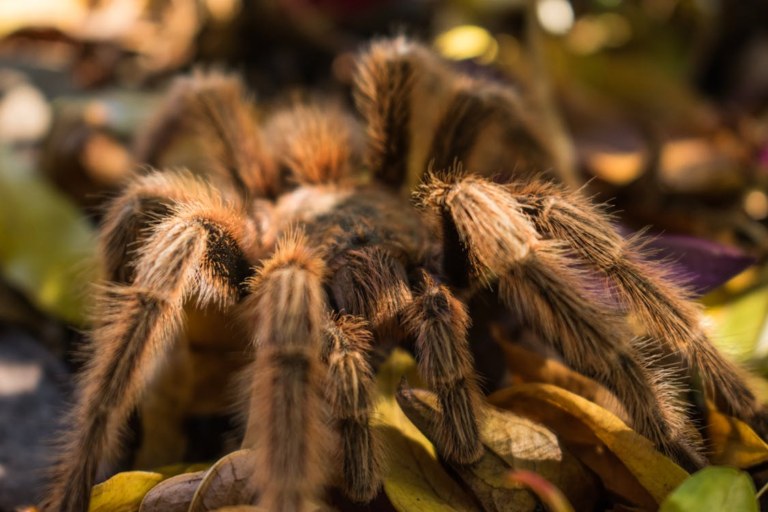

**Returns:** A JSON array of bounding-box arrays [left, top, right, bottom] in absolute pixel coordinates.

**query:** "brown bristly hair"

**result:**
[[321, 314, 383, 502], [241, 231, 330, 512], [418, 171, 705, 471], [134, 69, 278, 199], [44, 196, 251, 512], [264, 102, 362, 186], [509, 180, 767, 433], [403, 273, 484, 464]]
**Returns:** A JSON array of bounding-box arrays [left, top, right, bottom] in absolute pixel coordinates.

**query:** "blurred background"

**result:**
[[0, 0, 767, 509]]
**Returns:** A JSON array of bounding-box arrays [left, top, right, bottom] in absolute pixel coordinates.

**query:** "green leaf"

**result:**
[[659, 467, 758, 512], [706, 281, 768, 361], [0, 145, 98, 325]]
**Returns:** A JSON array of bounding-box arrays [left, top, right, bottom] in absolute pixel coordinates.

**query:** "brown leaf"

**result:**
[[494, 331, 628, 423], [188, 449, 258, 512], [705, 402, 768, 468], [397, 384, 598, 512], [489, 383, 688, 508], [139, 471, 205, 512]]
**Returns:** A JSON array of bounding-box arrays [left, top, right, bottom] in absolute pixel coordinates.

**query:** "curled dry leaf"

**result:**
[[396, 384, 598, 512], [188, 449, 259, 512], [489, 383, 688, 508], [705, 402, 768, 468], [139, 471, 206, 512], [493, 328, 628, 422], [496, 329, 768, 470], [374, 349, 482, 512]]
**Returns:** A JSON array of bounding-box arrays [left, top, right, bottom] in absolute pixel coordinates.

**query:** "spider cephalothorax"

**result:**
[[44, 36, 768, 512]]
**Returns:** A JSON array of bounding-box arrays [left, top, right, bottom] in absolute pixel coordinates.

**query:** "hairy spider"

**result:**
[[43, 37, 768, 512]]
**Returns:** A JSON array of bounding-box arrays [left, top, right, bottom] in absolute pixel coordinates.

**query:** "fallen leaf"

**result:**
[[139, 471, 206, 512], [706, 280, 768, 362], [396, 385, 598, 512], [89, 471, 165, 512], [188, 449, 258, 512], [374, 349, 482, 512], [493, 328, 627, 422], [706, 403, 768, 468], [640, 233, 757, 297], [489, 383, 688, 508], [658, 467, 758, 512]]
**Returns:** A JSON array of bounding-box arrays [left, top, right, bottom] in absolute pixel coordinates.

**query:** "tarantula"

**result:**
[[43, 36, 768, 512]]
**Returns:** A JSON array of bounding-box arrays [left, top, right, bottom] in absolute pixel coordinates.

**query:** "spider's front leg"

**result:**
[[417, 173, 706, 472], [241, 233, 332, 512], [322, 315, 383, 502], [404, 273, 483, 464], [42, 200, 253, 512], [330, 245, 483, 466]]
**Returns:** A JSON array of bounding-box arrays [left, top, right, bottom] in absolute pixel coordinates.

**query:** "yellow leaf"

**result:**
[[706, 404, 768, 468], [89, 471, 165, 512], [489, 383, 688, 507], [375, 349, 481, 512]]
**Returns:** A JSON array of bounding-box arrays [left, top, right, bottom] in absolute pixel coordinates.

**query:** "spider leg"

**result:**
[[321, 314, 383, 502], [134, 70, 278, 199], [42, 200, 252, 512], [353, 37, 552, 192], [403, 273, 483, 464], [510, 181, 768, 435], [99, 170, 221, 283], [417, 173, 706, 471], [264, 102, 362, 185], [241, 232, 331, 512], [353, 36, 420, 190]]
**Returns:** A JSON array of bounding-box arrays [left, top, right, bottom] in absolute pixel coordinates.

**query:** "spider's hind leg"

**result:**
[[417, 173, 706, 472]]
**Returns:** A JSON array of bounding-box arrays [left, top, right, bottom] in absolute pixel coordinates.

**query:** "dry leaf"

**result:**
[[188, 449, 259, 512], [494, 330, 628, 422], [374, 349, 482, 512], [706, 403, 768, 468], [139, 471, 206, 512], [397, 385, 597, 512], [89, 471, 165, 512], [489, 383, 688, 508]]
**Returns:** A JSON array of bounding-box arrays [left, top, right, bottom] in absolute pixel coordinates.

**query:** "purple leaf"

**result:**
[[624, 230, 756, 297]]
